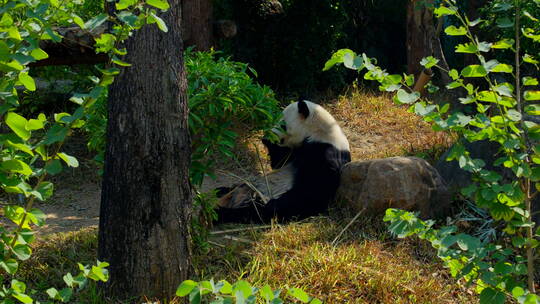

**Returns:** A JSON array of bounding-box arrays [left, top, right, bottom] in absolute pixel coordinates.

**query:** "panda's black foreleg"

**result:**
[[262, 139, 294, 169]]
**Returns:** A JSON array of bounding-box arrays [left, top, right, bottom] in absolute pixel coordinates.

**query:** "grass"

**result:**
[[195, 211, 476, 304], [19, 212, 476, 303], [327, 89, 454, 162]]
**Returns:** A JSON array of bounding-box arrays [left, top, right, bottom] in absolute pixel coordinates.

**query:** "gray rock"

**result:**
[[337, 157, 451, 218]]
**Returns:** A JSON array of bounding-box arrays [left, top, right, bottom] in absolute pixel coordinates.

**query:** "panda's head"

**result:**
[[277, 100, 349, 151]]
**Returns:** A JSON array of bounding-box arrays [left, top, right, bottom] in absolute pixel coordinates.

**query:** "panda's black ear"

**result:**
[[298, 100, 310, 119]]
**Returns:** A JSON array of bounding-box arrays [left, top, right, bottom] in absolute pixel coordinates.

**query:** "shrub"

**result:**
[[85, 50, 281, 186]]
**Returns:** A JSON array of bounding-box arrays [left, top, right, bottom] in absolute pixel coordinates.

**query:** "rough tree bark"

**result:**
[[182, 0, 213, 50], [97, 0, 191, 301], [406, 0, 436, 77]]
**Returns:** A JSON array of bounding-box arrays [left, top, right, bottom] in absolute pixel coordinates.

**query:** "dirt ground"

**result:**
[[26, 96, 445, 234]]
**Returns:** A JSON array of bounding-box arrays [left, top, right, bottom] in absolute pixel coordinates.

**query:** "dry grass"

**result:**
[[327, 90, 453, 162], [195, 213, 476, 304]]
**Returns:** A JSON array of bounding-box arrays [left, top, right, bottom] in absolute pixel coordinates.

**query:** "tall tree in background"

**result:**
[[97, 0, 192, 300], [182, 0, 213, 50]]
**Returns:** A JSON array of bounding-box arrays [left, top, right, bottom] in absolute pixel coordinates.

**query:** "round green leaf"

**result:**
[[395, 89, 420, 104], [461, 65, 488, 77], [12, 244, 31, 261], [18, 72, 36, 91], [6, 112, 30, 140], [176, 280, 198, 297], [1, 159, 32, 176]]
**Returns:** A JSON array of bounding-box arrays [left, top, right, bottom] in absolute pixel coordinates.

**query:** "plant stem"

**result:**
[[514, 0, 536, 293]]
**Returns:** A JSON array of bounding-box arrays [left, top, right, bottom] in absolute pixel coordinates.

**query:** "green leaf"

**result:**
[[524, 54, 539, 65], [84, 14, 108, 31], [456, 234, 480, 251], [524, 11, 539, 22], [511, 286, 525, 298], [395, 89, 420, 104], [288, 288, 309, 303], [5, 140, 33, 156], [12, 292, 32, 304], [36, 181, 54, 201], [72, 13, 85, 28], [420, 56, 439, 68], [30, 48, 49, 60], [220, 280, 232, 294], [434, 6, 457, 17], [323, 49, 356, 71], [524, 294, 540, 304], [149, 12, 168, 32], [496, 17, 513, 28], [44, 124, 68, 145], [523, 77, 538, 86], [479, 287, 505, 304], [176, 280, 198, 297], [18, 72, 36, 91], [491, 63, 513, 73], [45, 159, 63, 175], [27, 208, 46, 226], [8, 27, 22, 40], [0, 259, 18, 274], [525, 91, 540, 101], [12, 244, 31, 261], [26, 118, 44, 130], [233, 280, 252, 298], [492, 39, 514, 49], [112, 55, 132, 67], [58, 152, 79, 167], [506, 109, 522, 121], [1, 159, 32, 176], [146, 0, 170, 10], [94, 33, 116, 53], [444, 25, 467, 36], [456, 43, 478, 53], [461, 65, 488, 77], [478, 42, 492, 52], [116, 0, 138, 10], [47, 287, 59, 299], [260, 285, 274, 300], [449, 69, 459, 80]]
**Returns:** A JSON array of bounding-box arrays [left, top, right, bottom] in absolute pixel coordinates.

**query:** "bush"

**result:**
[[85, 50, 282, 186]]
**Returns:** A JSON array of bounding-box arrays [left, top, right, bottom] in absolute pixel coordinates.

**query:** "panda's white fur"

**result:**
[[216, 100, 351, 223], [280, 100, 350, 151]]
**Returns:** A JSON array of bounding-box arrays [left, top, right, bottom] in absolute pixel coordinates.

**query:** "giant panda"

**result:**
[[216, 100, 351, 223]]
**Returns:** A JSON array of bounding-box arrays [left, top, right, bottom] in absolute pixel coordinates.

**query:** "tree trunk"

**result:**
[[97, 0, 192, 301], [406, 0, 436, 77], [182, 0, 213, 50]]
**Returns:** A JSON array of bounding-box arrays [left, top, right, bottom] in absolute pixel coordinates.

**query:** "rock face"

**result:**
[[337, 157, 451, 218]]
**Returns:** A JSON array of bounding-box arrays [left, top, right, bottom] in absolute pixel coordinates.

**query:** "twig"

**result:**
[[254, 143, 273, 199], [331, 207, 366, 247], [216, 170, 269, 203], [210, 225, 273, 235], [208, 240, 226, 248], [222, 235, 254, 244]]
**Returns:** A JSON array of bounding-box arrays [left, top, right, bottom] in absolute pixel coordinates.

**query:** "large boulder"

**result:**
[[337, 157, 451, 218]]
